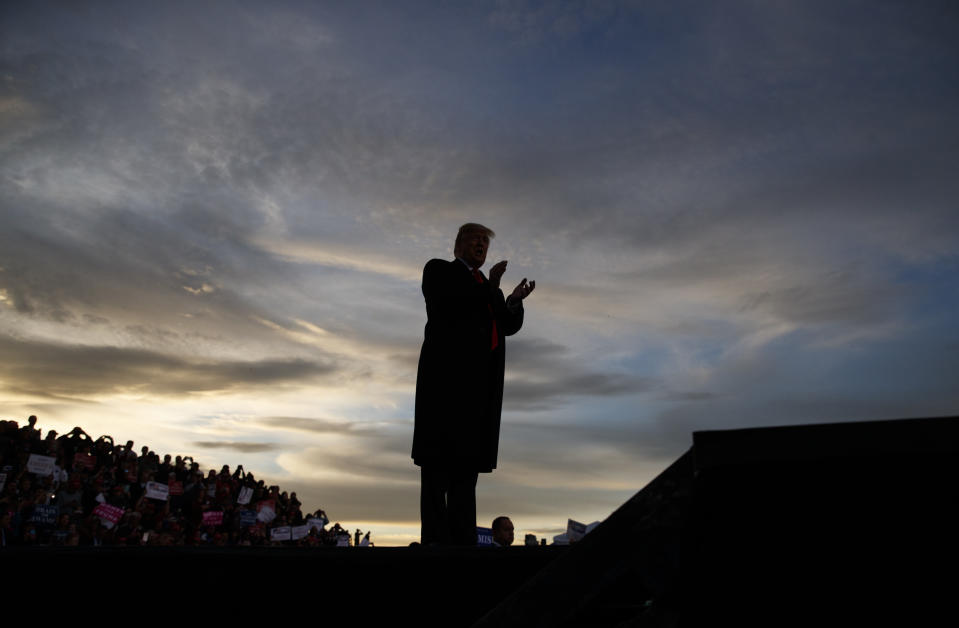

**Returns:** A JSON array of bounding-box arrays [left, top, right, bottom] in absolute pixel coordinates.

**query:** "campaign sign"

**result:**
[[237, 486, 253, 505], [291, 524, 309, 541], [476, 526, 494, 547], [29, 504, 58, 526], [566, 519, 587, 543], [94, 503, 125, 525], [336, 534, 350, 547], [73, 453, 96, 470], [256, 500, 276, 523], [270, 526, 291, 542], [27, 454, 56, 476], [238, 510, 257, 527], [306, 517, 326, 532], [145, 481, 169, 501], [168, 480, 184, 496], [202, 510, 224, 526]]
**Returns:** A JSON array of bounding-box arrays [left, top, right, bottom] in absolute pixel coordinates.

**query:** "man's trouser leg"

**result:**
[[448, 469, 478, 546], [421, 466, 450, 545], [420, 466, 478, 545]]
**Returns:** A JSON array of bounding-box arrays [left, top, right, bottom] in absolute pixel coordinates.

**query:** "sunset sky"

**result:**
[[2, 0, 957, 545]]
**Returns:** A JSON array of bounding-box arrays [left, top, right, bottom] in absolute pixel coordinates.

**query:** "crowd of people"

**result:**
[[0, 415, 370, 547]]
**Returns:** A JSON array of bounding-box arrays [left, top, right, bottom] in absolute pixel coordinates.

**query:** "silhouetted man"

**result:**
[[412, 223, 535, 545], [492, 516, 514, 547]]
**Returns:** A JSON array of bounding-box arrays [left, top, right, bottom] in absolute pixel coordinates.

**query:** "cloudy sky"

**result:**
[[2, 0, 957, 545]]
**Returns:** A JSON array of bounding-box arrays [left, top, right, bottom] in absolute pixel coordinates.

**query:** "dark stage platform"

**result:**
[[7, 416, 957, 626]]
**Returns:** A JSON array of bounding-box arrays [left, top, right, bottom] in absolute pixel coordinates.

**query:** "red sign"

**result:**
[[94, 503, 125, 524], [73, 453, 96, 470], [202, 510, 224, 526], [168, 481, 184, 496]]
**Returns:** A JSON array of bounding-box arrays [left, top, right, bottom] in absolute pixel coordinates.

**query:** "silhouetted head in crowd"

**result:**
[[492, 516, 514, 547]]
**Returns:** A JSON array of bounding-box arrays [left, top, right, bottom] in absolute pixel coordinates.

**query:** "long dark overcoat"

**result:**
[[412, 259, 524, 472]]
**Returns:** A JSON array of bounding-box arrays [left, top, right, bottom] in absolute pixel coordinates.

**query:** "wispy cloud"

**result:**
[[258, 416, 390, 435], [193, 441, 281, 453], [0, 334, 338, 398]]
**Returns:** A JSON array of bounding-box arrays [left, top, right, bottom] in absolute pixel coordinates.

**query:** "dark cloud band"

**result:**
[[0, 334, 336, 397]]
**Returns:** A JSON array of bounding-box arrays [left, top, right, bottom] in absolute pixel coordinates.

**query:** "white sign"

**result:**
[[336, 534, 350, 547], [27, 454, 56, 476], [291, 524, 309, 541], [306, 517, 327, 532], [270, 526, 291, 542], [237, 486, 253, 505], [145, 481, 169, 501], [257, 503, 276, 523]]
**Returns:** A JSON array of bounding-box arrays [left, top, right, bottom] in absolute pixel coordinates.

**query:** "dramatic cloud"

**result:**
[[2, 0, 957, 544]]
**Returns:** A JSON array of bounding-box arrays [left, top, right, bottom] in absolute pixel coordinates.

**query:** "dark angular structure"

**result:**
[[474, 416, 958, 626]]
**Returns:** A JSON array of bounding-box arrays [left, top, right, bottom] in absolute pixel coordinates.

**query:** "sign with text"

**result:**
[[237, 486, 253, 505], [168, 480, 183, 496], [291, 524, 309, 541], [145, 481, 169, 501], [476, 526, 493, 547], [202, 510, 224, 527], [306, 517, 327, 532], [27, 454, 56, 476], [239, 510, 257, 527], [270, 526, 291, 542], [256, 499, 276, 524], [94, 503, 125, 526], [336, 534, 350, 547], [29, 504, 58, 526]]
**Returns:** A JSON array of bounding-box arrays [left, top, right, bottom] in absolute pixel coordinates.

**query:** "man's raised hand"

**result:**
[[488, 260, 508, 289], [510, 278, 535, 301]]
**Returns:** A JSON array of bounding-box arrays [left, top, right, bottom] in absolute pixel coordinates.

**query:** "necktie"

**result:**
[[472, 269, 499, 351]]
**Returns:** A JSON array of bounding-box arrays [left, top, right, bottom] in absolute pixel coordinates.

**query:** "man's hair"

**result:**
[[492, 515, 511, 531], [454, 223, 495, 253]]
